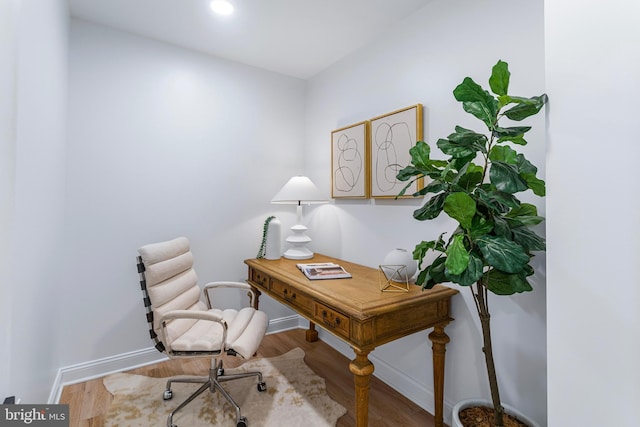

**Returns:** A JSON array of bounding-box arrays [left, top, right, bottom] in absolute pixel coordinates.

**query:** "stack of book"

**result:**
[[296, 262, 352, 280]]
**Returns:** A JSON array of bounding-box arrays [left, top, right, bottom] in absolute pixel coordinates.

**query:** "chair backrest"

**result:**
[[136, 237, 205, 353]]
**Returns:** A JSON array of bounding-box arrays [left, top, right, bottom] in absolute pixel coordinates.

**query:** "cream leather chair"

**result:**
[[136, 237, 268, 427]]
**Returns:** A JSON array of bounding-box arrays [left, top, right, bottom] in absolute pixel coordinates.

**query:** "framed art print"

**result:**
[[331, 121, 369, 198], [369, 104, 423, 198]]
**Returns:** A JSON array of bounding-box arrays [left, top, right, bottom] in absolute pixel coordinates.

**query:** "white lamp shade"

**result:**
[[271, 176, 327, 204]]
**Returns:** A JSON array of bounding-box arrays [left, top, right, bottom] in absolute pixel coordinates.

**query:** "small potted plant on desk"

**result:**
[[396, 60, 547, 427]]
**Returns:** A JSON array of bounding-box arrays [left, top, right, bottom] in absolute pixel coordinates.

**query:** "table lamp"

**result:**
[[271, 176, 327, 259]]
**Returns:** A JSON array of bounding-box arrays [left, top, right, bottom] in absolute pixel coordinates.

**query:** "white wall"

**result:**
[[60, 20, 306, 366], [4, 0, 69, 402], [0, 0, 20, 401], [7, 1, 638, 423], [305, 0, 547, 425], [545, 0, 640, 425]]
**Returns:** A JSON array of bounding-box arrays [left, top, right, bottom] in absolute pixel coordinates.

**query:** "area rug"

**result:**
[[102, 348, 347, 426]]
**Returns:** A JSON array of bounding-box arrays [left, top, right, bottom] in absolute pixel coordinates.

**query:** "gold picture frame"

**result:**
[[369, 104, 424, 198], [331, 121, 370, 199]]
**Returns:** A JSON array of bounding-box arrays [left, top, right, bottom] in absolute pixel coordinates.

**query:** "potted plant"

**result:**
[[396, 60, 547, 427]]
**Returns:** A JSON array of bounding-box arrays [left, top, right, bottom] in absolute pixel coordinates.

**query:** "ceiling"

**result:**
[[68, 0, 432, 79]]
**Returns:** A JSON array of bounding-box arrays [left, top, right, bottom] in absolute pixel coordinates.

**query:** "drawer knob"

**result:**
[[283, 289, 296, 300]]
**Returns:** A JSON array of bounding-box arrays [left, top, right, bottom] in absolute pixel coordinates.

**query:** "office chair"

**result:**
[[136, 236, 268, 427]]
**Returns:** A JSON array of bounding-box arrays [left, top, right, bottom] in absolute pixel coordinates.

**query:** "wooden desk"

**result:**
[[244, 254, 458, 427]]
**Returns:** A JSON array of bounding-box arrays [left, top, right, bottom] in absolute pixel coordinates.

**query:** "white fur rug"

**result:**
[[103, 348, 346, 426]]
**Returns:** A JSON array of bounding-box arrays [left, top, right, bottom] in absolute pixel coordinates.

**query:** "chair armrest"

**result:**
[[159, 309, 224, 323], [158, 309, 227, 355], [202, 281, 257, 309]]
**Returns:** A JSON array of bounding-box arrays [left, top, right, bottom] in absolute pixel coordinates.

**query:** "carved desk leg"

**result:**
[[429, 321, 451, 427], [349, 349, 375, 427], [305, 322, 319, 342]]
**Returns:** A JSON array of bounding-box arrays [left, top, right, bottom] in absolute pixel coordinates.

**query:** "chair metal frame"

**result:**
[[137, 255, 266, 427]]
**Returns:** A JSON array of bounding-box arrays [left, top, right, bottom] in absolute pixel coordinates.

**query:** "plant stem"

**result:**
[[473, 280, 505, 427]]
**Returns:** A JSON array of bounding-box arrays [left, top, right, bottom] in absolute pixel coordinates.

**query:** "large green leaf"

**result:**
[[454, 77, 498, 128], [438, 161, 460, 184], [497, 135, 527, 146], [476, 235, 529, 273], [437, 138, 479, 159], [475, 187, 511, 214], [494, 126, 531, 139], [413, 236, 447, 265], [451, 155, 477, 174], [449, 126, 489, 151], [512, 153, 546, 196], [456, 164, 484, 191], [503, 94, 548, 121], [462, 102, 496, 129], [489, 145, 519, 164], [489, 60, 510, 96], [443, 192, 476, 229], [485, 270, 533, 295], [409, 141, 432, 170], [489, 162, 529, 194], [515, 153, 538, 175], [469, 214, 494, 238], [413, 192, 447, 221], [483, 190, 521, 210], [445, 234, 469, 276], [506, 203, 545, 226], [507, 203, 537, 215], [416, 256, 447, 290], [492, 216, 512, 238], [411, 180, 448, 197], [511, 227, 546, 252], [447, 251, 484, 286], [453, 77, 495, 104], [522, 173, 546, 196], [396, 165, 423, 182]]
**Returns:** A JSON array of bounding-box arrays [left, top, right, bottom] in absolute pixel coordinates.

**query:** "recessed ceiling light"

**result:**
[[210, 0, 234, 16]]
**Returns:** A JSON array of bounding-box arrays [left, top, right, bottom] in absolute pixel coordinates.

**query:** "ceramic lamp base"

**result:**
[[284, 224, 313, 259]]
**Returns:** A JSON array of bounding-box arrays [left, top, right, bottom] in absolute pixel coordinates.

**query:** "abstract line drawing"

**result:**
[[335, 133, 362, 191], [373, 121, 412, 193], [370, 105, 423, 198], [331, 121, 369, 198]]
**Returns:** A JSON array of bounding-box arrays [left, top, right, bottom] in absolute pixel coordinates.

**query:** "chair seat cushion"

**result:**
[[169, 307, 268, 359]]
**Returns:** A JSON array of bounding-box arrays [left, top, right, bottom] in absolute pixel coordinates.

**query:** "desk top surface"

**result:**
[[245, 253, 458, 319]]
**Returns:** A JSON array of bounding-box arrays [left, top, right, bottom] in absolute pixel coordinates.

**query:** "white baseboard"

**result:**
[[50, 314, 453, 426], [266, 314, 300, 334], [49, 346, 168, 403]]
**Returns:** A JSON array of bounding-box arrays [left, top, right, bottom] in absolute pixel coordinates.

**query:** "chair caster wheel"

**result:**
[[257, 382, 267, 392], [237, 416, 248, 427], [163, 389, 173, 400]]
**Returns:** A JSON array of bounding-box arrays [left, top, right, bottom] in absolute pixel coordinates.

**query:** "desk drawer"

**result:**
[[271, 279, 313, 313], [249, 268, 270, 290], [314, 302, 350, 339]]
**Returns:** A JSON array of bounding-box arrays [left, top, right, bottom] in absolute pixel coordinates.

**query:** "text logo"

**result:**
[[0, 405, 68, 426]]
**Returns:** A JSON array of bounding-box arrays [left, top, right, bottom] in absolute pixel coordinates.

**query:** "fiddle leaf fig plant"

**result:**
[[397, 60, 547, 427]]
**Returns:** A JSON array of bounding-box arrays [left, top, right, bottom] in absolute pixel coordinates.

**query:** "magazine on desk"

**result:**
[[296, 262, 352, 280]]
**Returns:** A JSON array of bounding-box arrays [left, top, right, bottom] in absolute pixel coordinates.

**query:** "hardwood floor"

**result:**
[[59, 329, 438, 427]]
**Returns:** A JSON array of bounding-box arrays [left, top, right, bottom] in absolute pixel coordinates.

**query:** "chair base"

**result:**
[[163, 357, 266, 427]]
